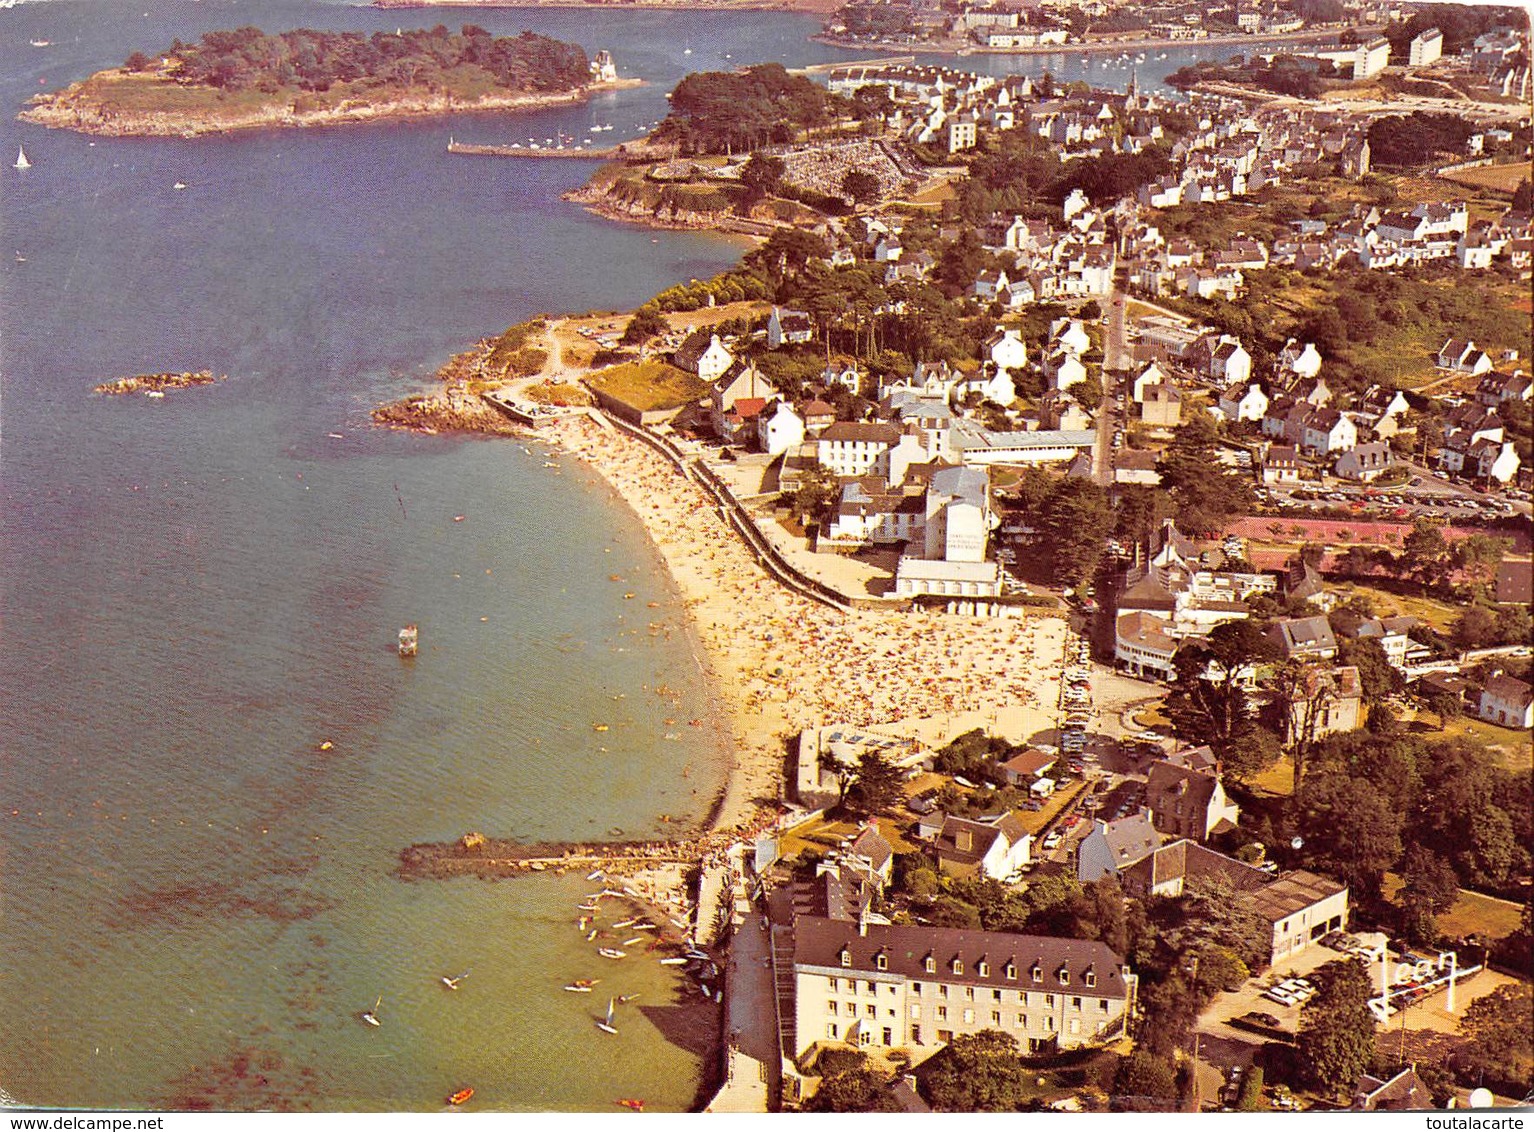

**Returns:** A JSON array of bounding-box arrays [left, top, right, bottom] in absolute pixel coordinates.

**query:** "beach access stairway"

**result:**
[[596, 409, 853, 614]]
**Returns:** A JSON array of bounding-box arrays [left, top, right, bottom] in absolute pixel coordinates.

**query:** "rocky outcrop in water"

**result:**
[[93, 370, 223, 396]]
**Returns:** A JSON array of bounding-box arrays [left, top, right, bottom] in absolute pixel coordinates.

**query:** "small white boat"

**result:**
[[145, 389, 165, 399], [440, 972, 467, 990], [564, 979, 597, 993], [622, 937, 642, 947], [586, 870, 604, 882], [586, 929, 598, 941], [14, 146, 31, 171], [577, 902, 599, 911], [173, 181, 187, 190], [327, 432, 344, 440], [714, 990, 722, 1004], [31, 39, 52, 47], [660, 957, 688, 966], [598, 948, 627, 960], [612, 919, 635, 930], [596, 998, 618, 1035], [360, 996, 382, 1027]]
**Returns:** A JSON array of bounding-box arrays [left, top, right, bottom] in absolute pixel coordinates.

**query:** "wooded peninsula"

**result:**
[[19, 26, 620, 137]]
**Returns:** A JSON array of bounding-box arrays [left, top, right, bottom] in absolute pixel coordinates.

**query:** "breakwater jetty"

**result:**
[[400, 831, 717, 881], [399, 829, 751, 947], [448, 140, 620, 159], [447, 138, 677, 161]]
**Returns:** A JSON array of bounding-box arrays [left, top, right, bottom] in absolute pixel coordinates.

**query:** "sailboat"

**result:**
[[360, 996, 382, 1027], [596, 998, 618, 1035], [14, 147, 31, 171], [440, 972, 468, 990]]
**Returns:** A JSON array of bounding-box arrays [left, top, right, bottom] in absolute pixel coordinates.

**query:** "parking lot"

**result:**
[[1254, 477, 1527, 524], [1196, 937, 1522, 1055]]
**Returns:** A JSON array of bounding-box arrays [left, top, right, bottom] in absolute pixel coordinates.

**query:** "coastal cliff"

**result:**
[[19, 26, 622, 138]]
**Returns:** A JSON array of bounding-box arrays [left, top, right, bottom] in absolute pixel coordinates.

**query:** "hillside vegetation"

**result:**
[[130, 25, 592, 96]]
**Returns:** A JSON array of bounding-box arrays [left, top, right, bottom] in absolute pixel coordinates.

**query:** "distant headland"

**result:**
[[18, 26, 637, 137]]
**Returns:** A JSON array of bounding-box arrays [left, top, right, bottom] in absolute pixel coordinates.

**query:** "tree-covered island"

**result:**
[[19, 26, 629, 137]]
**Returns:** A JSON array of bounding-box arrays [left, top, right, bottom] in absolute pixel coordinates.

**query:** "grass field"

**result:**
[[1382, 875, 1526, 940], [1440, 162, 1533, 196], [1413, 712, 1534, 773], [1249, 755, 1295, 798], [1322, 581, 1465, 633], [584, 359, 709, 413]]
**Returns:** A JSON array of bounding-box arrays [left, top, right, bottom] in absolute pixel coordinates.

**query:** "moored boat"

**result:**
[[598, 948, 626, 959], [596, 997, 618, 1035]]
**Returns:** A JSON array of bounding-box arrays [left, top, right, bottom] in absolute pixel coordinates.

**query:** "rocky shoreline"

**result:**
[[20, 75, 638, 138], [563, 178, 779, 238], [93, 370, 223, 396]]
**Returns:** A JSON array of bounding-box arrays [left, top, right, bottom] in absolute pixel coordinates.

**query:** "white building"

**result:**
[[932, 813, 1033, 880], [1218, 382, 1268, 423], [985, 326, 1029, 374], [673, 331, 734, 383], [816, 422, 902, 477], [757, 399, 806, 457], [922, 465, 991, 563], [1409, 28, 1443, 67], [1353, 37, 1390, 80], [1049, 351, 1089, 392], [1115, 611, 1178, 680], [791, 916, 1136, 1059], [1479, 674, 1533, 729]]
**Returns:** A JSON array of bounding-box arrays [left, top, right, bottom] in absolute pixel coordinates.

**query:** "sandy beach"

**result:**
[[545, 413, 1069, 838]]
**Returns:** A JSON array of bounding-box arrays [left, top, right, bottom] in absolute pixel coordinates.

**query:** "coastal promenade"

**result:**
[[704, 913, 780, 1113]]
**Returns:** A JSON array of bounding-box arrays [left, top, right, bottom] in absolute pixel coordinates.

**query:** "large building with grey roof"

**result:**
[[790, 916, 1135, 1061]]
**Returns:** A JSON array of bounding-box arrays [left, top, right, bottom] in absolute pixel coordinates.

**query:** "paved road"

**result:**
[[1096, 281, 1131, 485], [705, 914, 780, 1112]]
